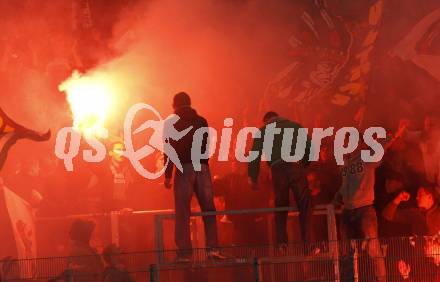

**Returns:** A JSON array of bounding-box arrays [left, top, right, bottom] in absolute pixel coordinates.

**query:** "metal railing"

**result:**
[[3, 206, 439, 281], [2, 236, 439, 281], [153, 204, 339, 260], [153, 204, 340, 281]]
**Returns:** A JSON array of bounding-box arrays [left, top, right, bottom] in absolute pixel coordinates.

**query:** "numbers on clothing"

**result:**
[[342, 161, 364, 176]]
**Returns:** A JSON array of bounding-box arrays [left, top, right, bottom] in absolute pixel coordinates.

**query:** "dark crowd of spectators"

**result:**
[[1, 1, 438, 242]]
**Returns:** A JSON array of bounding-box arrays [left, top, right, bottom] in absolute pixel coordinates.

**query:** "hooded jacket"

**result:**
[[248, 117, 311, 183], [164, 106, 209, 178]]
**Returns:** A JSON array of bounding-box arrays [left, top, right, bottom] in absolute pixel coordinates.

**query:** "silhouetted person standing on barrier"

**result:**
[[164, 92, 225, 262], [248, 111, 313, 248]]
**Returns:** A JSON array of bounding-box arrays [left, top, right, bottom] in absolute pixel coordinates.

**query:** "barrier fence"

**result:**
[[1, 206, 439, 281], [1, 237, 439, 281]]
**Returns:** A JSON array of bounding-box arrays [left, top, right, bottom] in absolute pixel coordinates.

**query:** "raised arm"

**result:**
[[382, 191, 410, 222], [382, 120, 409, 152]]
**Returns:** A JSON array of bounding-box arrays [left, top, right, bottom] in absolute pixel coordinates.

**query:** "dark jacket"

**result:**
[[248, 117, 311, 183], [164, 107, 209, 178]]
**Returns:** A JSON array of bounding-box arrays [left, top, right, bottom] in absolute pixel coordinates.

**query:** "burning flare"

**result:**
[[59, 71, 114, 137]]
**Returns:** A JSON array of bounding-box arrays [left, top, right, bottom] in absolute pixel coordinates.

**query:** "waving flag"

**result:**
[[0, 108, 51, 170], [263, 0, 385, 127]]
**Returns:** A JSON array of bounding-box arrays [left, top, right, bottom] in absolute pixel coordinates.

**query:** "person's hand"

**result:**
[[394, 191, 410, 205], [164, 178, 172, 189], [248, 177, 258, 190], [331, 191, 343, 209]]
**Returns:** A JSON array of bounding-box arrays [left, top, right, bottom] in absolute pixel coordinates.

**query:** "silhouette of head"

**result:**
[[173, 92, 191, 110], [263, 111, 279, 123]]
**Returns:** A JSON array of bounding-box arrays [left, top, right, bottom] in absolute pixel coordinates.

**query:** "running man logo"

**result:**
[[0, 108, 51, 170], [123, 103, 193, 179]]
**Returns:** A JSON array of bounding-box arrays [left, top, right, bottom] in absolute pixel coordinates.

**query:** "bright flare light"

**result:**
[[59, 71, 114, 138]]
